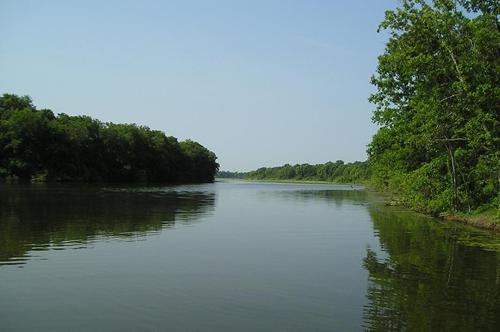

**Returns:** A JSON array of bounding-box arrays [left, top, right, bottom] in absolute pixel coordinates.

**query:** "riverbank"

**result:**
[[375, 191, 499, 232], [441, 208, 500, 232], [380, 195, 499, 232], [217, 177, 371, 186], [219, 177, 370, 189]]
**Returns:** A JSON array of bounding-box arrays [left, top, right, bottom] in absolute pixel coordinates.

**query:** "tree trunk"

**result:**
[[445, 142, 458, 211]]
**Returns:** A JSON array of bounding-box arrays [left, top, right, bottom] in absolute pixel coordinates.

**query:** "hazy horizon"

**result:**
[[1, 0, 397, 171]]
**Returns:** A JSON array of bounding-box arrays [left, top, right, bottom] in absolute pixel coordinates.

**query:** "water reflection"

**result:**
[[363, 206, 500, 331], [257, 188, 371, 206], [0, 184, 215, 266], [1, 182, 500, 331]]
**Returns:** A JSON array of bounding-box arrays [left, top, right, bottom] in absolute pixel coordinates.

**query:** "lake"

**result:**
[[0, 181, 499, 331]]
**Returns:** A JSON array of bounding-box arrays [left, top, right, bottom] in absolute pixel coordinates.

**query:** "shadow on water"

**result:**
[[257, 188, 372, 206], [362, 206, 500, 331], [0, 184, 215, 266]]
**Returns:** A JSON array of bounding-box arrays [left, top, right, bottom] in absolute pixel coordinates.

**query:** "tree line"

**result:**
[[368, 0, 499, 214], [216, 170, 247, 179], [0, 94, 218, 183], [218, 160, 371, 184]]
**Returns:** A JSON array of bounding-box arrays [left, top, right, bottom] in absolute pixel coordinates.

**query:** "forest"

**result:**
[[216, 170, 247, 179], [0, 94, 219, 183], [222, 160, 371, 184]]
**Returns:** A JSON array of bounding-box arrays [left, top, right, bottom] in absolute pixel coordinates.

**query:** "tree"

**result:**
[[0, 94, 219, 183], [368, 0, 499, 213]]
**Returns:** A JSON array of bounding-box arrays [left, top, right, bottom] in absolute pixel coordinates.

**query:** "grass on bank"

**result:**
[[442, 208, 500, 232]]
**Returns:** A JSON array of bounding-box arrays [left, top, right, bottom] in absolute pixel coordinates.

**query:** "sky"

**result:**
[[0, 0, 398, 171]]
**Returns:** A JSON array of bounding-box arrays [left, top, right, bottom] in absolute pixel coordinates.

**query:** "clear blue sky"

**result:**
[[0, 0, 397, 171]]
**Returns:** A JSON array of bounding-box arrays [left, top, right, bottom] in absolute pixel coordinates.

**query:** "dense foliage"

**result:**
[[0, 94, 218, 183], [239, 160, 371, 183], [216, 171, 247, 179], [368, 0, 499, 214]]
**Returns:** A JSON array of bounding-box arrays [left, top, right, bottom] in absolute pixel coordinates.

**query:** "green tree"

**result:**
[[243, 160, 370, 184], [0, 94, 219, 183], [368, 0, 499, 213]]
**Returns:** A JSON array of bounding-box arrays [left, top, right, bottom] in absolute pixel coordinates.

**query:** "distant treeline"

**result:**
[[218, 160, 371, 184], [0, 94, 218, 183], [216, 171, 247, 179]]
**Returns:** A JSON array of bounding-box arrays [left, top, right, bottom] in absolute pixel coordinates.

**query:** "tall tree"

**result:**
[[368, 0, 499, 213]]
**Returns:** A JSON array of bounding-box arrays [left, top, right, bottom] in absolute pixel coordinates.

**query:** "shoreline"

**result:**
[[218, 177, 499, 232], [441, 211, 499, 232], [216, 177, 369, 186]]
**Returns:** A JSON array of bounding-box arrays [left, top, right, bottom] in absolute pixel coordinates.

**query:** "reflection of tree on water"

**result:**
[[258, 189, 371, 206], [0, 184, 215, 266], [362, 207, 500, 331]]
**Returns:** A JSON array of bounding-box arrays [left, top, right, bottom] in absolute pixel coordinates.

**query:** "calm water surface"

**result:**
[[0, 181, 499, 331]]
